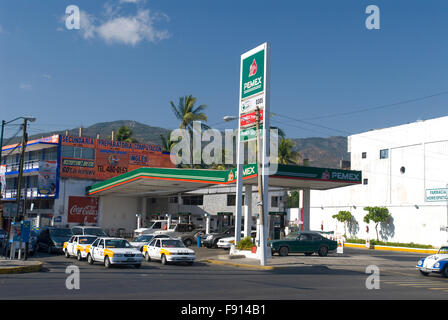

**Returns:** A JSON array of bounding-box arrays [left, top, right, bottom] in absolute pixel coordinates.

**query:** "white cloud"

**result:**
[[97, 9, 169, 46], [43, 74, 52, 79], [19, 83, 32, 90], [62, 2, 169, 46]]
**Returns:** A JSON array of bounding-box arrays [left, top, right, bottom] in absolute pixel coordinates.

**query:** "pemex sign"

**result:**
[[241, 49, 265, 100]]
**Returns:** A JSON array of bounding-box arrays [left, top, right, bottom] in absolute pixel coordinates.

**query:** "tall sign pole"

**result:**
[[236, 42, 270, 265]]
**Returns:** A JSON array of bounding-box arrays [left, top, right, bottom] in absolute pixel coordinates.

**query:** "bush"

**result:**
[[344, 237, 434, 249], [236, 236, 255, 250]]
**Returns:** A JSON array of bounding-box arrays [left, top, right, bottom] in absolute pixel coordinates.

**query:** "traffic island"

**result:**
[[0, 260, 43, 274]]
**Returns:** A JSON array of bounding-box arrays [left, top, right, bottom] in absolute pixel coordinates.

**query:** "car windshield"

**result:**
[[84, 228, 108, 237], [78, 236, 97, 244], [105, 239, 132, 248], [136, 235, 154, 242], [285, 232, 299, 239], [161, 240, 184, 248], [438, 247, 448, 254], [50, 229, 72, 237]]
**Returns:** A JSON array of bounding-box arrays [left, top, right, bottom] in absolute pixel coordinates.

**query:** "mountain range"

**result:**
[[13, 120, 350, 169]]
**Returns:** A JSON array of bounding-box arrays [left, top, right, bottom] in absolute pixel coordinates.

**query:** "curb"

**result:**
[[202, 259, 276, 270], [0, 261, 43, 274], [345, 243, 438, 254]]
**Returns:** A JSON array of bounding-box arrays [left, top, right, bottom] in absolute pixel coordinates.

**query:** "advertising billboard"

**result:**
[[67, 196, 99, 224], [60, 135, 175, 180]]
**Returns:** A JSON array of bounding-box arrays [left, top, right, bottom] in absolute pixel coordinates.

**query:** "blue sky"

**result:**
[[1, 0, 448, 140]]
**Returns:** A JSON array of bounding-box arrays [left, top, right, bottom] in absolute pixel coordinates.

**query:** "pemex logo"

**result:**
[[249, 58, 257, 77]]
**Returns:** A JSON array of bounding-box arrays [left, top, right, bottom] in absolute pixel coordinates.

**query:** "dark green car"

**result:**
[[268, 231, 337, 257]]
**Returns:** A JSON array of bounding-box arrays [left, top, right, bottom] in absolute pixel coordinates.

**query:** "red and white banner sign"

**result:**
[[240, 110, 263, 127], [68, 196, 99, 224]]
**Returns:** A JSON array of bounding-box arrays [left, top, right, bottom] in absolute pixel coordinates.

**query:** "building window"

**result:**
[[182, 195, 203, 206], [363, 178, 368, 185], [271, 196, 279, 208], [380, 149, 389, 159], [362, 152, 367, 159], [169, 197, 178, 204], [61, 146, 95, 160], [226, 194, 245, 206]]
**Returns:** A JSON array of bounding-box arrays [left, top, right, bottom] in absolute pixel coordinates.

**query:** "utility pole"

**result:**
[[15, 119, 29, 259], [255, 106, 266, 266]]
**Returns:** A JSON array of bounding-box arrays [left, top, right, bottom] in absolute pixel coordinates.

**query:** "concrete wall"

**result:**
[[311, 116, 448, 247], [53, 178, 97, 227], [99, 195, 139, 235]]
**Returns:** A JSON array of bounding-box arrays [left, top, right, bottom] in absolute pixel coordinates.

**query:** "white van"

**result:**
[[133, 220, 170, 237]]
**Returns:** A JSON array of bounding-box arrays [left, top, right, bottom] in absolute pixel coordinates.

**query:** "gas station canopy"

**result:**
[[86, 164, 362, 197]]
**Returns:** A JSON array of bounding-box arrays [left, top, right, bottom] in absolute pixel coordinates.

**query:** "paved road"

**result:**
[[0, 247, 447, 300]]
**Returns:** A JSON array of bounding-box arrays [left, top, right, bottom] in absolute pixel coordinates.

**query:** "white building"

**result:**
[[310, 116, 448, 247]]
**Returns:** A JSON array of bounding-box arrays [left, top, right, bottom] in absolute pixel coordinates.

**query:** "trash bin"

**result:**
[[197, 236, 202, 247]]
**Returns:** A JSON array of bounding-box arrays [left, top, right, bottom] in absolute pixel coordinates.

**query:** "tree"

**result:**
[[277, 137, 299, 165], [160, 132, 175, 153], [170, 95, 208, 131], [170, 95, 208, 167], [116, 126, 138, 143], [332, 210, 353, 236], [363, 206, 390, 241], [287, 190, 300, 208]]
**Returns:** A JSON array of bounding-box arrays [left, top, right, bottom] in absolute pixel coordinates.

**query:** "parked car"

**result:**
[[202, 227, 234, 248], [133, 220, 170, 237], [268, 231, 337, 257], [71, 226, 109, 237], [416, 246, 448, 277], [143, 237, 195, 265], [130, 234, 171, 251], [217, 231, 257, 249], [155, 223, 202, 247], [63, 235, 98, 260], [86, 237, 143, 268], [36, 227, 73, 254]]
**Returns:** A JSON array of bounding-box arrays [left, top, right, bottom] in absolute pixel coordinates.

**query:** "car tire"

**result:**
[[48, 245, 53, 254], [35, 243, 40, 252], [104, 256, 111, 268], [87, 254, 94, 265], [305, 252, 313, 256], [145, 252, 151, 262], [64, 249, 70, 258], [419, 270, 430, 276], [318, 246, 328, 257], [442, 265, 448, 278], [134, 264, 141, 269], [279, 246, 289, 257], [161, 254, 168, 265], [77, 251, 82, 261], [187, 261, 194, 266], [184, 238, 193, 247]]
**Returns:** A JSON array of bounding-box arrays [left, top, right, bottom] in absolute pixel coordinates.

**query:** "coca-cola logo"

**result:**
[[69, 205, 98, 216]]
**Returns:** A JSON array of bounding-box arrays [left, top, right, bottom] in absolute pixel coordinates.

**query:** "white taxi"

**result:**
[[86, 237, 143, 268], [64, 235, 98, 261], [143, 238, 195, 265]]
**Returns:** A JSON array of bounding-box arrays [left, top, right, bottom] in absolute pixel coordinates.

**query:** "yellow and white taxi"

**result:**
[[63, 235, 98, 261], [85, 237, 143, 268], [143, 238, 195, 265]]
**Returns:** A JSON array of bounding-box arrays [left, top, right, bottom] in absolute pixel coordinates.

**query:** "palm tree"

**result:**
[[170, 95, 208, 130], [160, 132, 175, 153], [277, 137, 299, 165], [170, 95, 208, 167], [116, 126, 138, 143]]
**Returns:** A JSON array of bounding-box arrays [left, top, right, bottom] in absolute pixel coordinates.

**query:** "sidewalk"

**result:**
[[0, 257, 43, 274]]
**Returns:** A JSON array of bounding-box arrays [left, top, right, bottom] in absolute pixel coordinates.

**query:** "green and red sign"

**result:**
[[241, 49, 265, 100]]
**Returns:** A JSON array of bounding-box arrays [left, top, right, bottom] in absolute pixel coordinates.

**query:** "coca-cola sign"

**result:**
[[68, 196, 98, 224]]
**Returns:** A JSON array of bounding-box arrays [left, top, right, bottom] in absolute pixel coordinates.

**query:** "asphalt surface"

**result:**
[[0, 246, 447, 300]]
